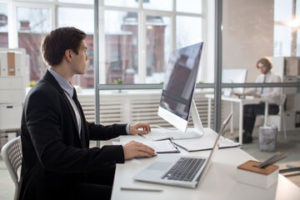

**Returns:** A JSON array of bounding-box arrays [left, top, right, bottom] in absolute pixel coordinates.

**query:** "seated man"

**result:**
[[19, 27, 155, 200], [234, 57, 281, 143]]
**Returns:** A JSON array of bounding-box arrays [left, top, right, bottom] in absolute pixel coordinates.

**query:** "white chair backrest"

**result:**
[[278, 94, 286, 114], [1, 136, 22, 200]]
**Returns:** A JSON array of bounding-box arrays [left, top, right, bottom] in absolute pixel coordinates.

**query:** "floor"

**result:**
[[0, 130, 299, 200]]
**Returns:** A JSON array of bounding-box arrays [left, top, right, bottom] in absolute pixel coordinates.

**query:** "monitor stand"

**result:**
[[171, 100, 205, 140]]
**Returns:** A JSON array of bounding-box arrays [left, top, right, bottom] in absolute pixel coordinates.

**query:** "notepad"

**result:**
[[113, 140, 179, 153], [173, 136, 240, 152]]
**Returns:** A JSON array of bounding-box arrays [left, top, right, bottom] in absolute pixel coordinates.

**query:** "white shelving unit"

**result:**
[[0, 48, 26, 147], [270, 57, 300, 131]]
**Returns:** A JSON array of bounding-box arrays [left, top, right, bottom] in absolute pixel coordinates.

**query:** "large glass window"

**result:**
[[58, 7, 94, 88], [104, 10, 138, 84], [145, 15, 171, 84], [177, 0, 202, 14], [104, 0, 138, 8], [4, 0, 206, 88], [17, 7, 51, 82], [143, 0, 172, 11], [176, 16, 202, 48], [274, 25, 292, 56], [0, 3, 8, 48], [58, 0, 93, 4]]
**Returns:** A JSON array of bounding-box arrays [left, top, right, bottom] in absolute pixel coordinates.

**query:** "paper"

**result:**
[[113, 140, 179, 153], [173, 136, 240, 152]]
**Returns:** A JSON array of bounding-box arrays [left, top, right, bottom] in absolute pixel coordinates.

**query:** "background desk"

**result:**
[[205, 94, 270, 144], [111, 128, 300, 200]]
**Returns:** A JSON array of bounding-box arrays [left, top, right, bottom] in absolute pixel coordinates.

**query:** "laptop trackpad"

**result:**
[[148, 161, 173, 171]]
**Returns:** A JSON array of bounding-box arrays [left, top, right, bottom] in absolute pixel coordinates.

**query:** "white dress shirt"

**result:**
[[246, 71, 281, 104]]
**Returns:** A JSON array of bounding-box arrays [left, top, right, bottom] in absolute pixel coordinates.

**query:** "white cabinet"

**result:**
[[0, 104, 22, 130]]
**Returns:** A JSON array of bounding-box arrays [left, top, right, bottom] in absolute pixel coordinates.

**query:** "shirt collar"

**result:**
[[48, 68, 74, 98]]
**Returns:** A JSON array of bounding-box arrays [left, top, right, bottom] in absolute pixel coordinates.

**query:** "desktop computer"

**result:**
[[146, 42, 205, 140], [222, 69, 247, 96]]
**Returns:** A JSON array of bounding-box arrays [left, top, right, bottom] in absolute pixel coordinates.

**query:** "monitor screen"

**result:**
[[222, 69, 247, 95], [158, 43, 203, 131]]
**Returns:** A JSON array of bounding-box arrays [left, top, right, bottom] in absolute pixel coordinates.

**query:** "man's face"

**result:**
[[257, 62, 269, 74], [70, 39, 88, 75]]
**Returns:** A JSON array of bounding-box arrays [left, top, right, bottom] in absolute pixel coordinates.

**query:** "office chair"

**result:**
[[1, 136, 22, 200], [255, 94, 287, 139], [268, 94, 287, 139]]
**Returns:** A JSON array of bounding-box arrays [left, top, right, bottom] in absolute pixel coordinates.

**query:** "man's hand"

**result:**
[[123, 141, 155, 160], [232, 92, 244, 98], [253, 93, 261, 98], [129, 122, 151, 135]]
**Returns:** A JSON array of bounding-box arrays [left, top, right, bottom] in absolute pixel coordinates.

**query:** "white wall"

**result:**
[[222, 0, 274, 82]]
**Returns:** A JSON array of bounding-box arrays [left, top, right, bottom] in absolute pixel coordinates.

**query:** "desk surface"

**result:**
[[205, 94, 266, 104], [111, 128, 300, 200]]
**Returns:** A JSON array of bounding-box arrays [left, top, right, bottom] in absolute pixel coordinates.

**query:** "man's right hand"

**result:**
[[123, 141, 155, 160]]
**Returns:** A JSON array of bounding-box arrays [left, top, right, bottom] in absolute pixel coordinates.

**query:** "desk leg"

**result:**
[[264, 102, 269, 126], [239, 102, 243, 145], [230, 102, 234, 134], [208, 98, 211, 128]]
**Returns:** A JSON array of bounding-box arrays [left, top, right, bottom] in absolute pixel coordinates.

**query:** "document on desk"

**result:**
[[172, 136, 240, 152], [112, 140, 179, 153]]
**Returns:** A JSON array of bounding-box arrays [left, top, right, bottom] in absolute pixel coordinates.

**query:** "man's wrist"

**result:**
[[126, 123, 131, 135]]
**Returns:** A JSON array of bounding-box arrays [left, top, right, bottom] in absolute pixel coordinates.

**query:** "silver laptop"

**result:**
[[134, 113, 232, 188]]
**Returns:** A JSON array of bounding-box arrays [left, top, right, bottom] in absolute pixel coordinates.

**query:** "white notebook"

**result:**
[[173, 136, 240, 152]]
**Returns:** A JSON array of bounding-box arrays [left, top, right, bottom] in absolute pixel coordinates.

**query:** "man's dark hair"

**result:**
[[42, 27, 86, 66]]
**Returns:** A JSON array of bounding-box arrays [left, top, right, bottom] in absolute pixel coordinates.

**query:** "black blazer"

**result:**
[[19, 71, 126, 200]]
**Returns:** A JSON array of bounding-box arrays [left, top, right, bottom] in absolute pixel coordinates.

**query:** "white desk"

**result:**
[[205, 94, 270, 144], [111, 128, 300, 200]]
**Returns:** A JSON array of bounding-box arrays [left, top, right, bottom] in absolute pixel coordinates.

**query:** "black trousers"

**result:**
[[243, 103, 279, 137], [75, 164, 116, 200]]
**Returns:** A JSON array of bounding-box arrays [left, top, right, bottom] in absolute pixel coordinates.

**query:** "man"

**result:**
[[234, 57, 281, 143], [20, 27, 155, 200]]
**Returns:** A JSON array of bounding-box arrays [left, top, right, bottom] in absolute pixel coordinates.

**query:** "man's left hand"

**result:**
[[129, 122, 151, 135]]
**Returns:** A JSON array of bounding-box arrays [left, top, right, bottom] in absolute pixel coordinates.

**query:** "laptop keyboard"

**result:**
[[162, 157, 205, 182]]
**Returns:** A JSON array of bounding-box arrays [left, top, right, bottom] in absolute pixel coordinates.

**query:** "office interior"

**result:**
[[1, 0, 300, 199]]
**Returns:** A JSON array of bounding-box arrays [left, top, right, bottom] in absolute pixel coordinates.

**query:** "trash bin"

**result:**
[[258, 125, 277, 152]]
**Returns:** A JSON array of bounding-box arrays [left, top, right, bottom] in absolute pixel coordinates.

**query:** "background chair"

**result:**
[[254, 94, 287, 139], [1, 136, 22, 200], [269, 94, 287, 139]]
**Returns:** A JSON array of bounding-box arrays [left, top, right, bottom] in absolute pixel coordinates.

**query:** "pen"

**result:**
[[120, 187, 163, 192]]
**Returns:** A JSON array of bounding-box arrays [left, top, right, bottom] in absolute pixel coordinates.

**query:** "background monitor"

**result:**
[[222, 69, 247, 95], [158, 43, 204, 133]]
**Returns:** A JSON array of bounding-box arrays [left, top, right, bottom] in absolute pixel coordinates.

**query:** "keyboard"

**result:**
[[162, 157, 205, 182]]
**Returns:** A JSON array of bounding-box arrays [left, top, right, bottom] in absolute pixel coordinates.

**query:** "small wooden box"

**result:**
[[236, 160, 279, 188]]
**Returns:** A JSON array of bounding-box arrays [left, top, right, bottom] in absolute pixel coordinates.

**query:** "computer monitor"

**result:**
[[158, 43, 204, 135], [222, 69, 247, 96]]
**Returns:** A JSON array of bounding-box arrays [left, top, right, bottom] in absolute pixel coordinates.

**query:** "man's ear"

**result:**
[[64, 49, 72, 63]]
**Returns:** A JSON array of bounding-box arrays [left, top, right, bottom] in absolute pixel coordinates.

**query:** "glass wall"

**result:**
[[221, 0, 300, 142]]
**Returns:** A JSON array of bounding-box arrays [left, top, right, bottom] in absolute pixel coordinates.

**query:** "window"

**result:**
[[58, 7, 94, 87], [4, 0, 205, 88], [177, 0, 202, 14], [274, 0, 294, 56], [104, 10, 138, 84], [101, 1, 205, 85], [58, 0, 93, 4], [176, 16, 202, 48], [145, 15, 171, 84], [0, 3, 8, 48], [104, 0, 138, 8], [17, 6, 51, 81], [143, 0, 172, 11]]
